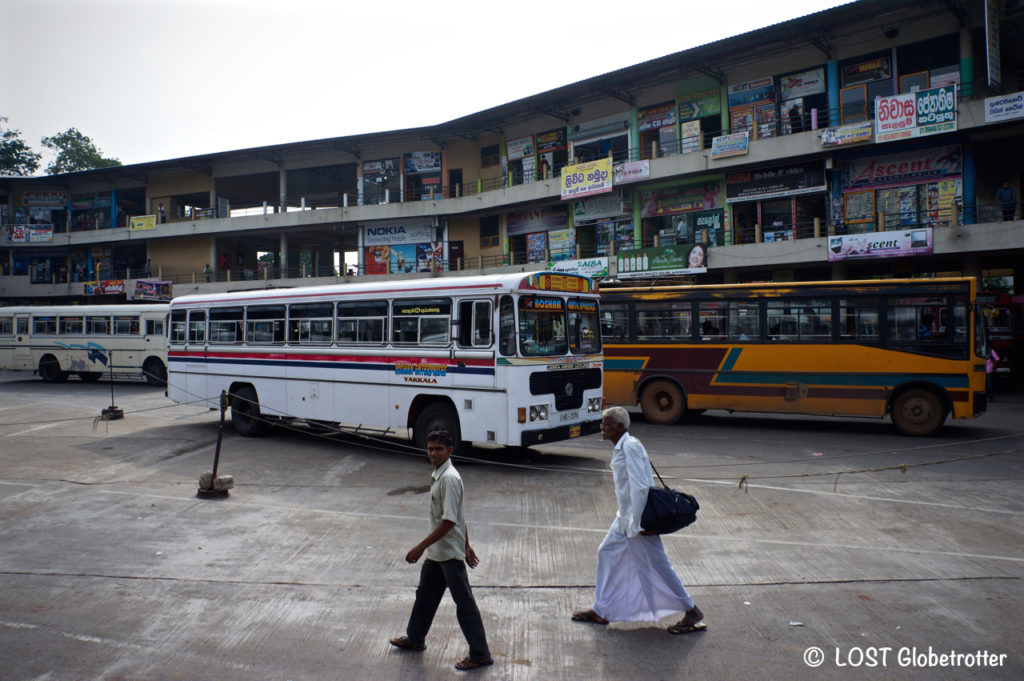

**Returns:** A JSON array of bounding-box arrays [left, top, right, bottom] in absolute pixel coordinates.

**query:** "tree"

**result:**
[[41, 127, 121, 175], [0, 116, 42, 176]]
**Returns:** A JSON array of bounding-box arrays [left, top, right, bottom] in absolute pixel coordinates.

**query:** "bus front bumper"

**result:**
[[521, 419, 602, 447]]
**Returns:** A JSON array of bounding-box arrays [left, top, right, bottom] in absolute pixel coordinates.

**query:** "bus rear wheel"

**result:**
[[640, 380, 685, 425], [231, 386, 266, 437], [39, 356, 68, 383], [144, 358, 167, 386], [414, 402, 462, 453], [892, 389, 945, 436]]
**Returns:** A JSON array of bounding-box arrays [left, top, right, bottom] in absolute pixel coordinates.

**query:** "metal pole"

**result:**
[[211, 390, 227, 479]]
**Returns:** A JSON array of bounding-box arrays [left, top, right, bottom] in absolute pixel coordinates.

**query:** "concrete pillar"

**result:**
[[962, 252, 982, 279], [960, 26, 974, 98], [210, 238, 217, 277], [279, 232, 289, 277], [963, 144, 977, 225], [318, 244, 333, 276], [279, 167, 288, 213], [827, 61, 840, 127]]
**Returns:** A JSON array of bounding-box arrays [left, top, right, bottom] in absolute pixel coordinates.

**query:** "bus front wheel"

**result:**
[[891, 389, 945, 436], [640, 380, 685, 425], [414, 402, 462, 452], [39, 356, 68, 383], [231, 386, 266, 437]]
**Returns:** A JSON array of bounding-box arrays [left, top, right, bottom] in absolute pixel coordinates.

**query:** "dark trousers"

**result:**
[[406, 558, 489, 660], [1002, 205, 1015, 221]]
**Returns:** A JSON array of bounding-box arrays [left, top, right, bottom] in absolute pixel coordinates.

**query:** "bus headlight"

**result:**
[[529, 405, 549, 422], [587, 397, 603, 413]]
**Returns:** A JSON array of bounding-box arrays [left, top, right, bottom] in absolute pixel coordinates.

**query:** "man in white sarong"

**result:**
[[572, 406, 704, 634]]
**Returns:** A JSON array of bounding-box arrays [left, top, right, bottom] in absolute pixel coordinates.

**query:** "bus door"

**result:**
[[455, 299, 496, 389], [14, 315, 31, 369]]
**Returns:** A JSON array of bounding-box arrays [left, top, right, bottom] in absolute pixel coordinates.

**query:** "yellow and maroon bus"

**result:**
[[601, 277, 988, 435]]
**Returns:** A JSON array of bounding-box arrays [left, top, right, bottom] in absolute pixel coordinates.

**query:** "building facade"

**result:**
[[2, 0, 1023, 305]]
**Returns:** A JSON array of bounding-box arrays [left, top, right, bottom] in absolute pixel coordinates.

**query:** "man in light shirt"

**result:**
[[572, 406, 705, 634], [389, 430, 493, 671]]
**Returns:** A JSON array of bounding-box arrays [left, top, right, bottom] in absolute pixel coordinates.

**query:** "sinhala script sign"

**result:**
[[875, 86, 956, 143], [560, 158, 613, 200]]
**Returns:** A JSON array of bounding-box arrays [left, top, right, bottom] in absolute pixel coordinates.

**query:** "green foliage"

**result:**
[[41, 127, 121, 175], [0, 116, 41, 176]]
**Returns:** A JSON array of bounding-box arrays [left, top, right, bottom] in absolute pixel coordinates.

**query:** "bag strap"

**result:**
[[648, 458, 670, 490]]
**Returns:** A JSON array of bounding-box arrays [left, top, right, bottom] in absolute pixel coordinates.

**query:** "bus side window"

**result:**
[[393, 298, 451, 345], [457, 300, 492, 348], [0, 316, 11, 336], [498, 295, 516, 356], [337, 301, 387, 345], [698, 302, 727, 341], [288, 303, 334, 345], [187, 311, 206, 344], [146, 319, 165, 337], [33, 316, 57, 335], [600, 303, 628, 342], [209, 306, 244, 344], [245, 305, 286, 344], [170, 310, 187, 344]]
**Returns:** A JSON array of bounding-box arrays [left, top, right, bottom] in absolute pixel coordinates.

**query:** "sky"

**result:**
[[3, 0, 853, 172]]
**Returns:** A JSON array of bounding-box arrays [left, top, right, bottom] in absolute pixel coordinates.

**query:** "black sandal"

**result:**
[[571, 609, 609, 624], [455, 656, 494, 671], [389, 635, 425, 651]]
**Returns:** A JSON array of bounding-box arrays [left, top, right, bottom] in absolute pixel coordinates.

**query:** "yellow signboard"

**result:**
[[129, 215, 157, 231]]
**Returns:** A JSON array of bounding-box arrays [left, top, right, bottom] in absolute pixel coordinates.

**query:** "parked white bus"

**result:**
[[0, 304, 169, 385], [166, 272, 604, 449]]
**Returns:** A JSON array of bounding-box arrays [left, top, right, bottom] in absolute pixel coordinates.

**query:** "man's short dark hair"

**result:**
[[426, 429, 453, 447]]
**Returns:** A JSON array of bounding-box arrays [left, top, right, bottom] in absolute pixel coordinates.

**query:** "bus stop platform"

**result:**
[[0, 377, 1021, 680]]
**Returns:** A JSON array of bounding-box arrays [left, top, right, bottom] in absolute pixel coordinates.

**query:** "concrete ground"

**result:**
[[0, 373, 1021, 680]]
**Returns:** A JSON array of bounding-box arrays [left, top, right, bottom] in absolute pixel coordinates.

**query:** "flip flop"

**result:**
[[455, 656, 494, 671], [667, 621, 708, 635], [571, 609, 609, 625], [389, 636, 426, 651]]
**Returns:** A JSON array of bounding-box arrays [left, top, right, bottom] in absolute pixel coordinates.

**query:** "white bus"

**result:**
[[0, 304, 169, 385], [166, 272, 604, 450]]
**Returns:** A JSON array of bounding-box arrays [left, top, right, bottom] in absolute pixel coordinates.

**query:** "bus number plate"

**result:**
[[559, 411, 579, 423]]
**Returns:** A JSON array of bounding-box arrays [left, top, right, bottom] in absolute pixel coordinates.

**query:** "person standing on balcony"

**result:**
[[996, 181, 1016, 221]]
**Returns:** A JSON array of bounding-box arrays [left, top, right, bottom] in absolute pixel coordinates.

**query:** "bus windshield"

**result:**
[[518, 295, 568, 356]]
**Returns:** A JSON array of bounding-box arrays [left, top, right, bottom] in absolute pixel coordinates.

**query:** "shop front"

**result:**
[[837, 145, 962, 233], [637, 177, 725, 249], [19, 191, 68, 233], [403, 151, 443, 201], [361, 159, 400, 205], [677, 87, 722, 153], [507, 136, 536, 185], [573, 192, 632, 257], [725, 160, 827, 243], [638, 102, 677, 158], [507, 205, 569, 264], [536, 128, 568, 180], [361, 219, 445, 274], [728, 77, 775, 139], [779, 66, 828, 132], [570, 113, 631, 164], [70, 192, 114, 231]]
